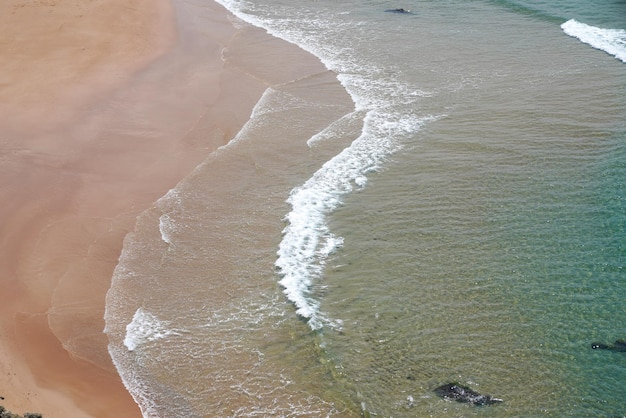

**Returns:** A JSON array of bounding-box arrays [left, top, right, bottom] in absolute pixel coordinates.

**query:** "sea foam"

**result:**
[[215, 0, 437, 330], [156, 188, 182, 245], [276, 112, 433, 330], [124, 308, 176, 351], [561, 19, 626, 63]]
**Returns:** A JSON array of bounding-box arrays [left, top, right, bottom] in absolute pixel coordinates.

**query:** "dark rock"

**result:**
[[591, 340, 626, 352], [0, 405, 42, 418], [384, 8, 413, 14], [0, 405, 17, 418], [434, 383, 503, 405], [0, 406, 20, 418]]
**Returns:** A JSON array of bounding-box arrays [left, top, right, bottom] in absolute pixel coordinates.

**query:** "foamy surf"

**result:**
[[561, 19, 626, 63], [124, 308, 178, 351], [156, 188, 182, 245], [213, 0, 439, 330], [276, 112, 435, 330]]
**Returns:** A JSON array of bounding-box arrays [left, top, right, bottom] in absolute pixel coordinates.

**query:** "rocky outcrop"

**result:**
[[384, 8, 413, 14], [434, 383, 503, 405], [0, 403, 42, 418]]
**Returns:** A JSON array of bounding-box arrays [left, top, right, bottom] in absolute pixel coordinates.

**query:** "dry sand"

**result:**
[[0, 0, 280, 416]]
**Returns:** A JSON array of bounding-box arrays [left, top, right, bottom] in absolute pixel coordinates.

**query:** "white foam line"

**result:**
[[124, 308, 178, 352], [561, 19, 626, 63]]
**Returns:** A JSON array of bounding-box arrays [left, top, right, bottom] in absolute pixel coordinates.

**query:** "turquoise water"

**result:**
[[322, 107, 626, 416], [497, 0, 626, 26], [105, 0, 626, 415]]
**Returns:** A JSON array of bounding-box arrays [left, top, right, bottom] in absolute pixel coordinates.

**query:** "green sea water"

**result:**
[[320, 9, 626, 417], [311, 1, 626, 415], [321, 112, 626, 416], [495, 0, 626, 27]]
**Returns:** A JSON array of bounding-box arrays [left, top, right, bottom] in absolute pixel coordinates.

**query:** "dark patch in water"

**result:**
[[384, 8, 414, 14], [434, 383, 503, 405], [591, 339, 626, 352]]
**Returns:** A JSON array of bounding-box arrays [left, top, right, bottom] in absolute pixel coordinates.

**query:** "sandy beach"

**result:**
[[0, 0, 295, 415]]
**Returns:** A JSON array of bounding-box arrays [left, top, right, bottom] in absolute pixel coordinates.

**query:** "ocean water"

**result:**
[[104, 0, 626, 416]]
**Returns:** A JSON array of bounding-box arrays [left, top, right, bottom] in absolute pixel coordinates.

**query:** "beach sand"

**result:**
[[0, 0, 325, 416]]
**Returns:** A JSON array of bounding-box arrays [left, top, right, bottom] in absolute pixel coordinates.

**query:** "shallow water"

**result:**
[[105, 0, 626, 416]]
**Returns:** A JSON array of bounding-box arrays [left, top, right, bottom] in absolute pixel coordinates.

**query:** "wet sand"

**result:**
[[0, 0, 309, 415]]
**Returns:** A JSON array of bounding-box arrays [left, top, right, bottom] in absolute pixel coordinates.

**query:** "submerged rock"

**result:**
[[434, 383, 503, 405], [591, 339, 626, 352], [384, 8, 413, 14]]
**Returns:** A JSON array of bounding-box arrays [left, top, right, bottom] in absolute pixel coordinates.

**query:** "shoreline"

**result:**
[[0, 0, 288, 416]]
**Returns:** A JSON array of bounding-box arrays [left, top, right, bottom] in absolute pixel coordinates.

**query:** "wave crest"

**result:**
[[561, 19, 626, 63]]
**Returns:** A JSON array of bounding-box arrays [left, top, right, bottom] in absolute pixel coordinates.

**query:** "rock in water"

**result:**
[[591, 340, 626, 352], [384, 8, 413, 14], [434, 383, 503, 405]]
